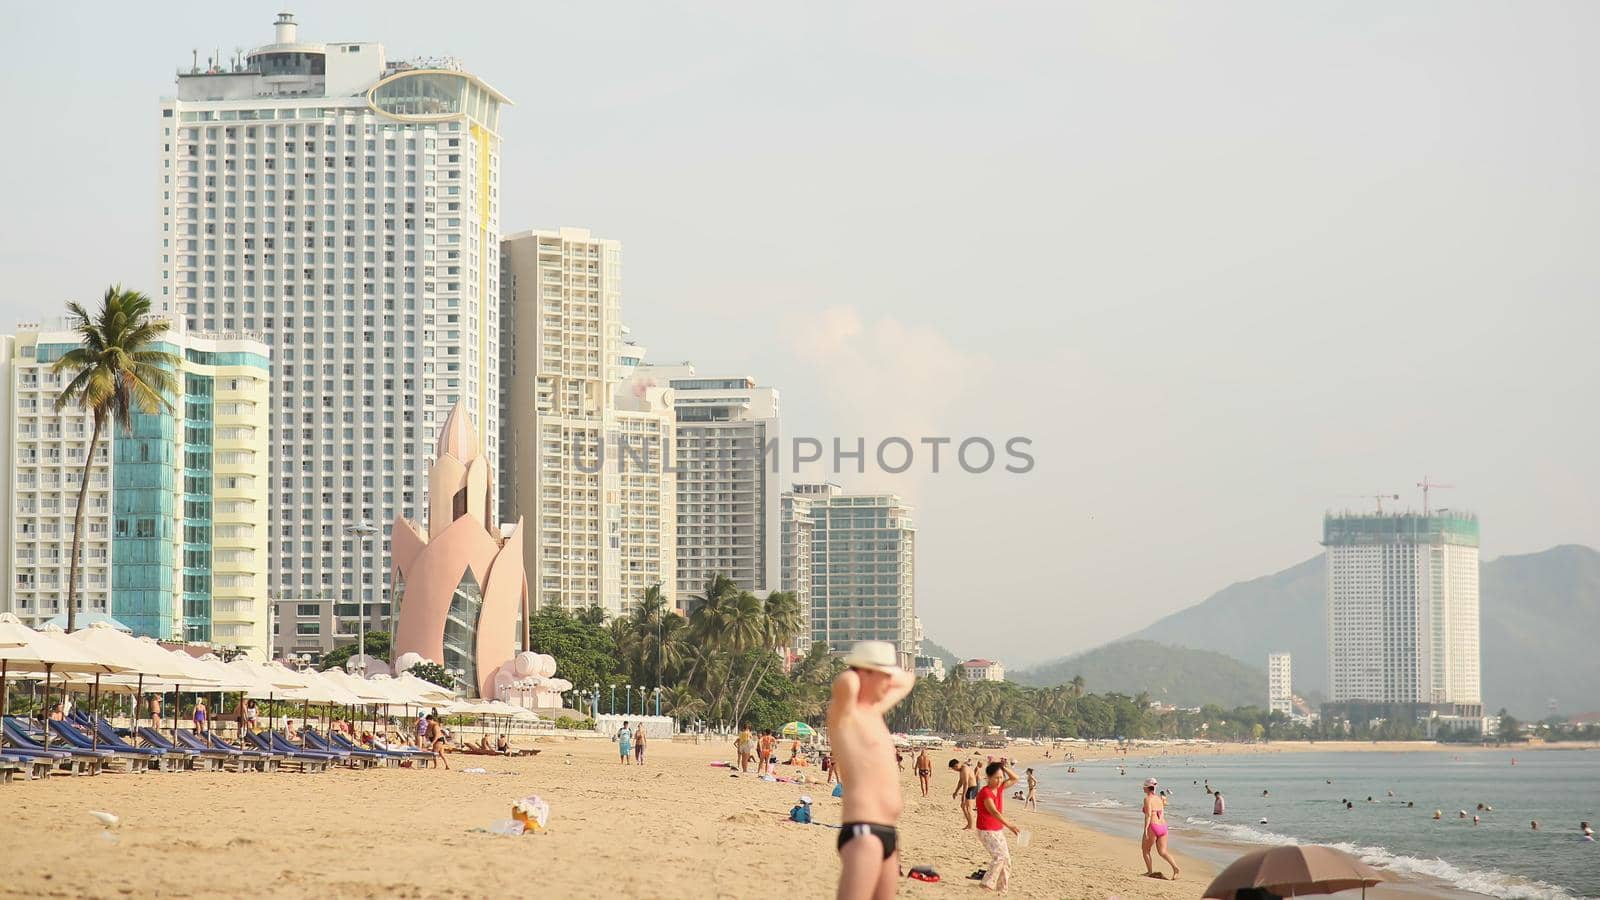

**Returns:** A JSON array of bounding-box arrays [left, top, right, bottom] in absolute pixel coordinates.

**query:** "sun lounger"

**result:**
[[305, 730, 392, 767], [3, 718, 107, 775], [366, 736, 435, 768], [48, 720, 156, 773], [0, 754, 24, 783], [173, 729, 265, 772], [137, 727, 232, 772], [205, 734, 282, 773], [287, 730, 367, 768], [78, 717, 188, 772], [244, 731, 335, 772], [0, 751, 53, 780]]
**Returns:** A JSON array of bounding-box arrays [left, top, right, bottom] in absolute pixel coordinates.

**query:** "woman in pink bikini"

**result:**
[[1141, 778, 1180, 880]]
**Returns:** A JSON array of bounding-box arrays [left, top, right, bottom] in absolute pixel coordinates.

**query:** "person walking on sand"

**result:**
[[1025, 768, 1039, 810], [828, 641, 915, 900], [1141, 778, 1179, 880], [192, 697, 209, 735], [976, 761, 1022, 893], [617, 721, 633, 765], [634, 724, 648, 765], [736, 725, 755, 772], [915, 748, 933, 798], [950, 759, 978, 829], [425, 715, 450, 770], [758, 729, 777, 776]]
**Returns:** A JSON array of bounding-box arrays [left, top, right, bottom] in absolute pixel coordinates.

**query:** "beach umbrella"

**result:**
[[0, 614, 128, 750], [781, 721, 816, 739], [61, 625, 219, 745], [1203, 845, 1385, 899]]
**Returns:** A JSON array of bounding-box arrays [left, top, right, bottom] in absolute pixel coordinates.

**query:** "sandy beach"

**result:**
[[0, 735, 1215, 900]]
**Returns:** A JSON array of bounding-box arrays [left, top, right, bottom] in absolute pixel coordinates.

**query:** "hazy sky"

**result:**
[[3, 3, 1596, 666]]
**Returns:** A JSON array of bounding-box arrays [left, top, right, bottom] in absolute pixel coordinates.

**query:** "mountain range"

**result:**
[[1008, 544, 1599, 719]]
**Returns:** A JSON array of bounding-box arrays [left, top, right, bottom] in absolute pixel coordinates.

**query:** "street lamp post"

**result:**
[[343, 519, 380, 678], [653, 686, 661, 718], [609, 684, 617, 716], [625, 684, 632, 717]]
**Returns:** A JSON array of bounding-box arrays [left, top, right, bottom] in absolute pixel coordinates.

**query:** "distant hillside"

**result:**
[[1011, 640, 1267, 709], [920, 639, 961, 669], [1106, 545, 1600, 719]]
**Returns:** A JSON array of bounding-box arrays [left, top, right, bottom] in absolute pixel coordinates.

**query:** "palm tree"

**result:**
[[52, 287, 179, 633], [1068, 674, 1087, 699]]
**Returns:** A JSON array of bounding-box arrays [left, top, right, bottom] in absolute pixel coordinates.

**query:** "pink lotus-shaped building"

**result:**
[[392, 403, 528, 698]]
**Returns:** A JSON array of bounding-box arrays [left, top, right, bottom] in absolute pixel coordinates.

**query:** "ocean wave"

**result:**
[[1180, 820, 1577, 900], [1078, 799, 1124, 809]]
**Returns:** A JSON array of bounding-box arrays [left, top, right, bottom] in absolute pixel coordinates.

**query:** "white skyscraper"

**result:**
[[159, 13, 507, 638], [782, 483, 917, 668], [501, 228, 675, 616], [1324, 512, 1482, 718], [1268, 652, 1292, 716], [635, 366, 780, 604]]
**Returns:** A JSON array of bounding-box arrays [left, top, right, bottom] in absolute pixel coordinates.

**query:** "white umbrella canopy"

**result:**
[[56, 626, 220, 689], [227, 659, 305, 699], [185, 654, 262, 693], [295, 668, 367, 706], [392, 672, 456, 704], [0, 616, 130, 675], [322, 668, 394, 703]]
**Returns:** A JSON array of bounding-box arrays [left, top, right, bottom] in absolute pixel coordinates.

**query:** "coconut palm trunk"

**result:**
[[63, 412, 105, 633]]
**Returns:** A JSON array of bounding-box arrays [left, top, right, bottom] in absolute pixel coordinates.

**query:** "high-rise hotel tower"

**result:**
[[1324, 512, 1482, 722], [159, 13, 507, 635]]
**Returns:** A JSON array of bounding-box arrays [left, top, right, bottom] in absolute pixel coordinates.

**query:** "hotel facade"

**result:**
[[781, 483, 917, 669], [4, 326, 272, 653], [1323, 512, 1482, 724], [158, 12, 507, 639]]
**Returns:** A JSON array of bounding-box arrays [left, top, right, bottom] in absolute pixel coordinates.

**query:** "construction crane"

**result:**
[[1344, 493, 1400, 514], [1417, 475, 1454, 515]]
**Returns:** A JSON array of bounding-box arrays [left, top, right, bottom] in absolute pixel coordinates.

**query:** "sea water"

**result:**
[[1039, 749, 1597, 899]]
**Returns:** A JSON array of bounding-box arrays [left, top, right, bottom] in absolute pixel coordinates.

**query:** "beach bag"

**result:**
[[789, 805, 812, 824], [832, 784, 844, 798]]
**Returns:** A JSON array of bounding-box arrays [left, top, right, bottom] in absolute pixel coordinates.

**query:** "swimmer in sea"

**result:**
[[1581, 821, 1593, 841]]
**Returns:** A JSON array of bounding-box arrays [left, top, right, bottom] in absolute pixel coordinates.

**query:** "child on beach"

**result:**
[[828, 641, 914, 900]]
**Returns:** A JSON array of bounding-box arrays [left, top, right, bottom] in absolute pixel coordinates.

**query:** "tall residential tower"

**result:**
[[1323, 512, 1482, 722], [782, 483, 917, 668], [501, 228, 676, 616], [159, 13, 507, 638], [5, 325, 272, 653]]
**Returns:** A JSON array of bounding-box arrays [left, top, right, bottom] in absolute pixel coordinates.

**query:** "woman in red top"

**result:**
[[976, 761, 1020, 893]]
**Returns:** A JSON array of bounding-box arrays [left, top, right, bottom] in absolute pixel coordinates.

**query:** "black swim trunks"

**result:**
[[837, 822, 898, 858], [965, 786, 980, 801]]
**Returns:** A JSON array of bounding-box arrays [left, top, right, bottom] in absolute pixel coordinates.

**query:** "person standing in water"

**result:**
[[1213, 791, 1225, 816], [1025, 767, 1039, 810], [1141, 778, 1180, 880], [828, 641, 915, 900]]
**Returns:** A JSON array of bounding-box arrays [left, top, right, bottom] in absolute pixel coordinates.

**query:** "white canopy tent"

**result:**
[[0, 614, 130, 750]]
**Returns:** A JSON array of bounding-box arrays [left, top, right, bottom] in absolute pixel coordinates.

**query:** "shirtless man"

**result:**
[[829, 641, 915, 900], [915, 748, 933, 798], [949, 758, 978, 829]]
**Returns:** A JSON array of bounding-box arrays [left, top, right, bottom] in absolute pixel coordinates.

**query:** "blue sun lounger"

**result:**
[[138, 727, 231, 772], [204, 733, 283, 772], [174, 729, 274, 772], [303, 730, 388, 768], [244, 730, 335, 772], [329, 731, 430, 767], [48, 720, 156, 773], [3, 717, 107, 775]]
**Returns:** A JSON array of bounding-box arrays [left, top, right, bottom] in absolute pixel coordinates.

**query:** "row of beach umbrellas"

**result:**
[[0, 613, 517, 752]]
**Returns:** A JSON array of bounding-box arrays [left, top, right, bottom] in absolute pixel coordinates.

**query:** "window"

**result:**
[[296, 604, 320, 617], [296, 622, 321, 635]]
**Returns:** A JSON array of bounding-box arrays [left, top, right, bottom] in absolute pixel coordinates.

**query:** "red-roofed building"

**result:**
[[958, 658, 1006, 682]]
